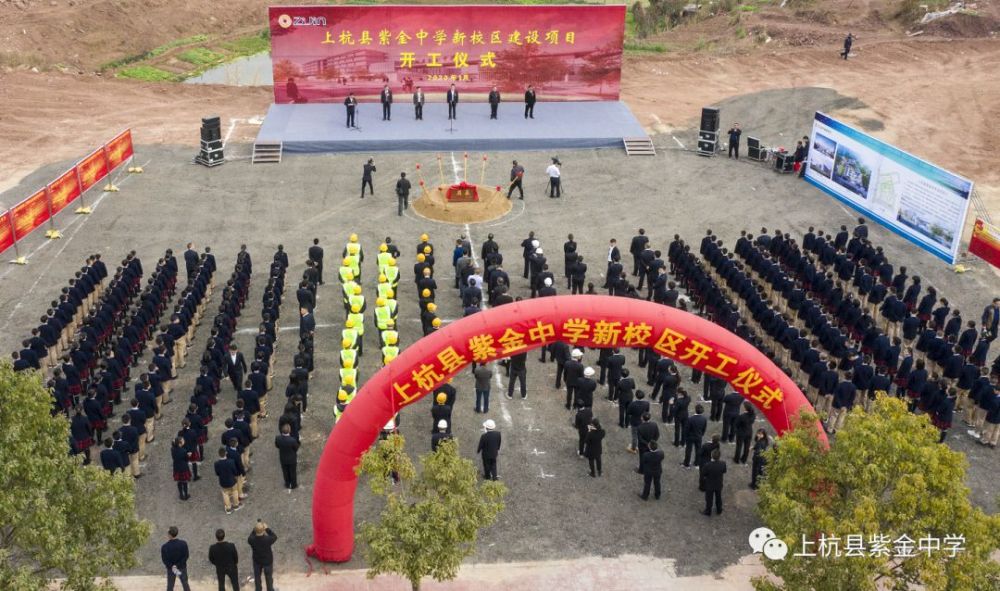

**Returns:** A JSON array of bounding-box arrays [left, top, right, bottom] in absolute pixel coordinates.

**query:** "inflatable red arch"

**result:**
[[307, 295, 826, 562]]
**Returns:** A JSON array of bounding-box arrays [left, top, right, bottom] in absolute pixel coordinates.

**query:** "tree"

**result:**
[[356, 434, 506, 591], [753, 397, 1000, 591], [0, 363, 151, 591], [272, 59, 302, 81]]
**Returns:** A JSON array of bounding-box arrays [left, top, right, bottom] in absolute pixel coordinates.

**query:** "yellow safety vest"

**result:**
[[340, 349, 357, 368], [347, 312, 365, 335], [348, 294, 366, 313], [377, 252, 394, 270], [339, 368, 358, 386], [384, 266, 400, 286], [341, 328, 359, 349], [345, 254, 361, 278], [386, 299, 398, 319], [377, 283, 393, 300], [382, 346, 399, 365], [374, 306, 391, 330], [339, 266, 353, 283], [345, 243, 362, 258]]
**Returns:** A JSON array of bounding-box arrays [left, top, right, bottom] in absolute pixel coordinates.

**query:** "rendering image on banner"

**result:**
[[268, 4, 626, 103], [804, 112, 974, 263]]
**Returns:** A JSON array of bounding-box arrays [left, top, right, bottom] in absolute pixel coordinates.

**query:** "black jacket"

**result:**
[[583, 427, 604, 458], [640, 448, 664, 476], [701, 459, 727, 492], [247, 529, 278, 565], [274, 433, 300, 465], [477, 431, 501, 459], [161, 538, 189, 570], [686, 414, 708, 441], [208, 541, 238, 572]]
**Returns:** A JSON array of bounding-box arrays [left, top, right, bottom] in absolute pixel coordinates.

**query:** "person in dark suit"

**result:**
[[395, 172, 411, 217], [727, 123, 741, 159], [208, 528, 240, 591], [184, 243, 199, 282], [274, 423, 300, 489], [638, 441, 664, 500], [380, 84, 393, 120], [226, 345, 248, 394], [629, 229, 649, 277], [344, 93, 357, 128], [583, 418, 604, 477], [701, 449, 727, 515], [683, 404, 708, 468], [412, 86, 425, 120], [841, 32, 854, 60], [626, 390, 650, 452], [299, 307, 315, 341], [603, 239, 620, 289], [446, 84, 459, 120], [635, 412, 659, 471], [247, 521, 278, 591], [524, 85, 536, 119], [488, 85, 501, 119], [476, 419, 501, 480], [750, 429, 769, 489], [308, 238, 324, 284], [733, 402, 756, 464], [161, 526, 192, 591]]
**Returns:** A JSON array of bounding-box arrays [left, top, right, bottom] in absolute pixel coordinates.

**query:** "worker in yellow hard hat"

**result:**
[[374, 297, 392, 331], [376, 280, 394, 301], [381, 334, 400, 366], [334, 390, 349, 422], [342, 320, 360, 355], [347, 285, 366, 316], [340, 346, 357, 369]]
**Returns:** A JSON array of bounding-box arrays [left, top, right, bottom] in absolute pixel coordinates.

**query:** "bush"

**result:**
[[117, 65, 177, 82]]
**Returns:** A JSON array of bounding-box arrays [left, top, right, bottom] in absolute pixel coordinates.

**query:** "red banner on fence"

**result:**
[[0, 211, 14, 255], [268, 4, 625, 103], [77, 148, 110, 193], [49, 168, 82, 216], [106, 130, 134, 170], [969, 218, 1000, 269], [12, 189, 51, 241]]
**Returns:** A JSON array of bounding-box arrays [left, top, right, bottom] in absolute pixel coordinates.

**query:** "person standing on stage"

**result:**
[[413, 86, 425, 120], [524, 85, 536, 119], [727, 123, 741, 159], [380, 84, 393, 121], [546, 157, 561, 198], [488, 85, 501, 120], [395, 172, 411, 217], [344, 93, 357, 128], [447, 84, 459, 120], [361, 158, 376, 198], [507, 160, 525, 200]]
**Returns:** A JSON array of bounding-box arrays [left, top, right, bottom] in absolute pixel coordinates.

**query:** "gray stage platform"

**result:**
[[255, 101, 647, 153]]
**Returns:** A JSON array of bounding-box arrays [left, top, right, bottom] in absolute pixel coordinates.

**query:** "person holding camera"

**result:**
[[247, 520, 278, 591], [361, 158, 376, 198]]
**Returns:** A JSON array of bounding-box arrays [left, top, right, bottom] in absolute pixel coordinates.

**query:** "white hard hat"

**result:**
[[531, 240, 539, 248], [571, 348, 583, 358], [543, 277, 552, 287], [584, 366, 595, 377], [437, 419, 448, 430], [483, 419, 496, 430]]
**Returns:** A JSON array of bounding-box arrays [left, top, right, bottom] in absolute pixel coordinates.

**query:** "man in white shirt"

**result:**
[[546, 157, 561, 198]]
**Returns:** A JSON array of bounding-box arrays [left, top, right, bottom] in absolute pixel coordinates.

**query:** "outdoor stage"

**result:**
[[255, 101, 647, 154]]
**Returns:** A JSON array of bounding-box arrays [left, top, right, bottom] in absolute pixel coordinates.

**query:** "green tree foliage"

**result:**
[[356, 435, 506, 591], [754, 397, 1000, 591], [0, 363, 151, 591]]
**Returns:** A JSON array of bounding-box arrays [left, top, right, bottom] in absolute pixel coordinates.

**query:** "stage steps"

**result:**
[[252, 141, 283, 164], [623, 137, 656, 156]]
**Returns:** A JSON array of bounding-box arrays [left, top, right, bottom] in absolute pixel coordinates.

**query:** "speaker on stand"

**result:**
[[195, 116, 225, 167], [697, 107, 720, 157]]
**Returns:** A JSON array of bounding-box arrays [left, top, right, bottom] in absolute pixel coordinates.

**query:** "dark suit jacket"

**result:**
[[524, 90, 536, 105], [447, 89, 459, 104], [226, 352, 247, 379], [274, 434, 300, 465], [640, 448, 664, 476], [488, 91, 500, 105], [477, 431, 501, 459], [686, 414, 708, 441], [413, 91, 425, 105], [380, 89, 393, 104], [161, 538, 189, 570], [308, 245, 324, 263], [702, 459, 727, 491], [208, 541, 238, 572]]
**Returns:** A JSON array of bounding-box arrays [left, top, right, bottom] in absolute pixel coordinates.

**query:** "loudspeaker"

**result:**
[[200, 126, 222, 142], [747, 137, 763, 161], [697, 138, 716, 156], [201, 116, 221, 128], [201, 139, 223, 151], [700, 107, 720, 134]]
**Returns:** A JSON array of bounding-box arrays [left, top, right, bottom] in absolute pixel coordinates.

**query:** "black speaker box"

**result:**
[[700, 107, 720, 133], [201, 116, 221, 128], [201, 139, 223, 151], [698, 139, 716, 154], [747, 136, 762, 160], [200, 126, 222, 142]]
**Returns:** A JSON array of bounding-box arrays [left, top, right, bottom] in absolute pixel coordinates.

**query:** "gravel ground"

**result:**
[[0, 89, 996, 578]]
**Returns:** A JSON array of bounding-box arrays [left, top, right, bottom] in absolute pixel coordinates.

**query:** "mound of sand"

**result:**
[[412, 183, 512, 224]]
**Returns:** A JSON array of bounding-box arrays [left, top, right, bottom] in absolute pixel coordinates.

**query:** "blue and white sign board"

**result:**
[[805, 112, 974, 264]]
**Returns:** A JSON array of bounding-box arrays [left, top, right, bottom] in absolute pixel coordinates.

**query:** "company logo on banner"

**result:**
[[969, 218, 1000, 270], [268, 4, 625, 103], [804, 112, 974, 264]]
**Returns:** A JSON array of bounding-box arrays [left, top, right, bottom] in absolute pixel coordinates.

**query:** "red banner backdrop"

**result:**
[[105, 130, 134, 170], [11, 189, 51, 241], [969, 218, 1000, 269], [0, 211, 14, 254], [269, 4, 625, 103], [308, 296, 826, 563], [77, 149, 110, 193], [48, 168, 82, 216]]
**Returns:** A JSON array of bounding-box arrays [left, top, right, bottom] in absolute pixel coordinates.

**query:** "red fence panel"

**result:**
[[0, 210, 14, 255], [77, 148, 110, 193], [49, 168, 82, 216], [11, 189, 51, 241], [105, 129, 134, 170]]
